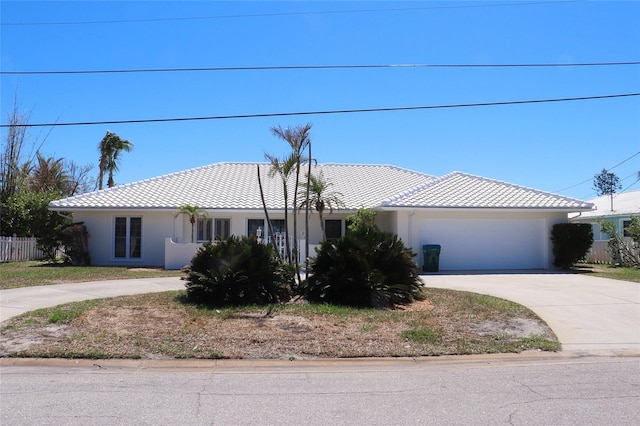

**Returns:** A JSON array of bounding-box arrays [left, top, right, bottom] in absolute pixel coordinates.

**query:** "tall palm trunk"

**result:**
[[257, 165, 280, 259], [304, 142, 312, 270], [292, 161, 300, 266], [283, 180, 291, 263]]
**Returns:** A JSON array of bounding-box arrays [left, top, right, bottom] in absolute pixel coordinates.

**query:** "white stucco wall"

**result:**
[[394, 209, 568, 271], [72, 210, 174, 267], [72, 209, 351, 267], [72, 207, 569, 271]]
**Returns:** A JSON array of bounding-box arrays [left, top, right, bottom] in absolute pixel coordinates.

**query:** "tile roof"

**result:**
[[50, 162, 435, 211], [572, 189, 640, 218], [50, 164, 593, 212], [383, 172, 594, 210]]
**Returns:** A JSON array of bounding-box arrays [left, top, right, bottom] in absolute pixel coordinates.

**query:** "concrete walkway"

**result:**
[[421, 272, 640, 352], [0, 277, 184, 322], [1, 273, 639, 354]]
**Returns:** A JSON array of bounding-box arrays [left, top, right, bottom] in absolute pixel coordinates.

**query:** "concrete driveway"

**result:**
[[0, 277, 184, 322], [421, 272, 640, 353], [1, 273, 638, 355]]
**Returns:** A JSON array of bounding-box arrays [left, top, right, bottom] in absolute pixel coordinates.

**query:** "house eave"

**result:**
[[379, 205, 595, 213], [49, 206, 362, 215]]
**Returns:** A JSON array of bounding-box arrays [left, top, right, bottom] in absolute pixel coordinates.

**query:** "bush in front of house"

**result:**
[[551, 223, 593, 269], [60, 223, 90, 265], [184, 236, 294, 306], [302, 226, 424, 308]]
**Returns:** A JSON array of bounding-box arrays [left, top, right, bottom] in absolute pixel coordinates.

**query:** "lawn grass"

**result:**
[[2, 261, 637, 291], [0, 261, 183, 290], [575, 263, 640, 283], [0, 289, 560, 360]]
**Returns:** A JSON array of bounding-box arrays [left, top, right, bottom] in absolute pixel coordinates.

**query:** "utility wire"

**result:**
[[554, 150, 640, 192], [2, 93, 637, 128], [620, 176, 640, 193], [579, 172, 640, 199], [1, 1, 579, 26], [3, 61, 638, 75]]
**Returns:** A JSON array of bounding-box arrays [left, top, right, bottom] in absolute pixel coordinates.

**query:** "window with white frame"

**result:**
[[197, 218, 231, 242], [196, 218, 213, 242], [247, 219, 285, 240], [324, 219, 343, 240], [114, 217, 142, 259], [247, 219, 264, 238], [215, 218, 231, 240]]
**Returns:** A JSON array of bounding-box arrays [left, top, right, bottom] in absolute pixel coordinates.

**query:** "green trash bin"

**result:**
[[423, 244, 441, 272]]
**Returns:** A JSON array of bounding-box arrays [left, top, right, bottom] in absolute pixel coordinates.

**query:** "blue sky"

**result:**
[[1, 0, 639, 200]]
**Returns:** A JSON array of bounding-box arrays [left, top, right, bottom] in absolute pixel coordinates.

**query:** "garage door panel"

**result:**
[[419, 218, 546, 270]]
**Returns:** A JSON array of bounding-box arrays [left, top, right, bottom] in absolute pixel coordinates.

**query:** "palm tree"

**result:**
[[175, 204, 207, 243], [269, 124, 312, 265], [265, 152, 298, 263], [97, 131, 133, 190], [30, 152, 73, 196], [299, 171, 345, 240], [256, 164, 282, 261]]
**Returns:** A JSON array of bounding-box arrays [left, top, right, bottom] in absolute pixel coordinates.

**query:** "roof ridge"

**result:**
[[381, 175, 441, 206], [320, 162, 436, 178], [384, 171, 594, 209], [445, 171, 595, 207]]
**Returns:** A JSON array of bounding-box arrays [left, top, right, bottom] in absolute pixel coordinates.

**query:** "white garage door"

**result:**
[[419, 218, 547, 270]]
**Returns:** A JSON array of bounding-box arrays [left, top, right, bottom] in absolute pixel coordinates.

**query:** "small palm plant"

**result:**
[[176, 204, 207, 243]]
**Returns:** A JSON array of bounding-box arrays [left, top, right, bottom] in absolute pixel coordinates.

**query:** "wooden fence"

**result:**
[[585, 238, 636, 264], [0, 236, 46, 262]]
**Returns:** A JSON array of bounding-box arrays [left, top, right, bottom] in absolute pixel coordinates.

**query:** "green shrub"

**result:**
[[60, 223, 90, 265], [551, 223, 593, 269], [302, 227, 423, 308], [184, 236, 294, 306], [599, 217, 640, 267]]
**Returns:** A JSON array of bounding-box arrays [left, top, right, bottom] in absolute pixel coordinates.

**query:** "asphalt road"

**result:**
[[2, 354, 639, 425]]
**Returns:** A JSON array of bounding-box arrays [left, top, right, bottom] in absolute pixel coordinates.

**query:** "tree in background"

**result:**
[[593, 168, 621, 211], [298, 171, 344, 240], [97, 131, 133, 189], [29, 152, 73, 195], [2, 190, 70, 260], [0, 94, 31, 205], [1, 93, 93, 260], [599, 217, 640, 267]]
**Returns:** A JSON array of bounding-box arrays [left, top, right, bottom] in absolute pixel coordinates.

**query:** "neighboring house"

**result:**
[[49, 162, 593, 271], [570, 189, 640, 240]]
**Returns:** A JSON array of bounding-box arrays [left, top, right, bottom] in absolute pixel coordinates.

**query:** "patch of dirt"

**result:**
[[471, 318, 548, 337], [0, 291, 558, 360], [0, 325, 68, 354]]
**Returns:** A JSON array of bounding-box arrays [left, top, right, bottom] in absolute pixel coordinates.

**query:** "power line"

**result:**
[[554, 151, 640, 193], [620, 176, 640, 193], [2, 93, 637, 128], [579, 172, 640, 199], [3, 61, 638, 76], [1, 1, 579, 27]]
